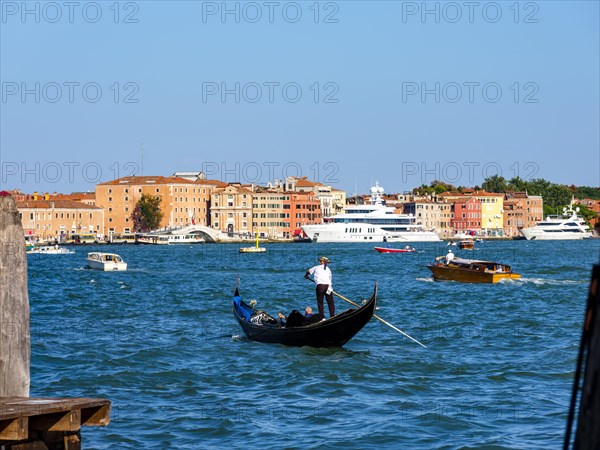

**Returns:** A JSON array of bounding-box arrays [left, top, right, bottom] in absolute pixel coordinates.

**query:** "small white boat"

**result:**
[[27, 245, 74, 255], [87, 252, 127, 271]]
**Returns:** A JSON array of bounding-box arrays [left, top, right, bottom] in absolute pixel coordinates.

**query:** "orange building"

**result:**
[[289, 191, 322, 235], [17, 197, 105, 242], [96, 176, 226, 236]]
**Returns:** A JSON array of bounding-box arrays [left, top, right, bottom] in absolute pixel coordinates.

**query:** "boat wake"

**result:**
[[514, 277, 586, 286], [416, 277, 434, 283]]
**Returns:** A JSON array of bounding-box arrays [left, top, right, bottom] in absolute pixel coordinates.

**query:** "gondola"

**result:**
[[233, 284, 378, 347]]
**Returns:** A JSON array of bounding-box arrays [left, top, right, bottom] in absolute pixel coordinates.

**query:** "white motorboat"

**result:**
[[27, 245, 74, 255], [301, 182, 441, 243], [520, 203, 592, 240], [86, 253, 128, 271]]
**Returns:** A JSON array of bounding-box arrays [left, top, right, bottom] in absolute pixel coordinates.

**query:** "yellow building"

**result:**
[[473, 192, 504, 236], [96, 176, 226, 235]]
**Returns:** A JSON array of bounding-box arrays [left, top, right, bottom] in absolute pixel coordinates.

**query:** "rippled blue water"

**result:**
[[27, 240, 600, 449]]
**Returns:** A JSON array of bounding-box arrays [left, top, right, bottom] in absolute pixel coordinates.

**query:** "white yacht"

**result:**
[[520, 203, 592, 240], [301, 183, 441, 243]]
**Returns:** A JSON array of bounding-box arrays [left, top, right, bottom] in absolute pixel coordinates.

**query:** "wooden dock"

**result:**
[[0, 397, 110, 449]]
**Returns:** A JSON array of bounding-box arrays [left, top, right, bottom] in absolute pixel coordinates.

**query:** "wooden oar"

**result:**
[[307, 278, 427, 348], [331, 289, 428, 349]]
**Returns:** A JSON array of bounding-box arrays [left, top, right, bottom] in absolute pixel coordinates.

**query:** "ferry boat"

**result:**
[[520, 202, 592, 240], [86, 253, 127, 271], [137, 232, 205, 245], [301, 183, 441, 243]]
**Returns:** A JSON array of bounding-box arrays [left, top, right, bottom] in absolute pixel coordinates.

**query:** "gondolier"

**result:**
[[305, 256, 335, 318]]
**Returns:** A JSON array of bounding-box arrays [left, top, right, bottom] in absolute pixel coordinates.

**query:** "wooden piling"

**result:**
[[572, 264, 600, 449], [0, 193, 30, 397]]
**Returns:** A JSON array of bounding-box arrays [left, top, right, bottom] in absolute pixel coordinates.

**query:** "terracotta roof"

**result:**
[[16, 199, 102, 210], [295, 178, 321, 187], [51, 192, 95, 201], [454, 197, 480, 204], [98, 176, 226, 186]]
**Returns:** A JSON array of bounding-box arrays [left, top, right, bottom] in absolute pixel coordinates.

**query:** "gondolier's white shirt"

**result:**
[[309, 264, 332, 286]]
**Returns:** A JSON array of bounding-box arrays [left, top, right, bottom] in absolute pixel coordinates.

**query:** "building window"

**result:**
[[108, 197, 112, 202]]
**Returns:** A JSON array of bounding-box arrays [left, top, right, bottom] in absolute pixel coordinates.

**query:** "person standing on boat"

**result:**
[[445, 249, 455, 264], [305, 256, 335, 319]]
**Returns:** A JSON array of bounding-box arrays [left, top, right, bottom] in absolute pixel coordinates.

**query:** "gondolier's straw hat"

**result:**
[[318, 256, 331, 263]]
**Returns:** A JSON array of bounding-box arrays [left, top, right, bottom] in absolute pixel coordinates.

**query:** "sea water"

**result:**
[[27, 240, 600, 449]]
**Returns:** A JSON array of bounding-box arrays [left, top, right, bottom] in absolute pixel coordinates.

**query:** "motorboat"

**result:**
[[27, 245, 74, 255], [374, 246, 415, 253], [520, 202, 592, 240], [301, 182, 441, 243], [86, 253, 127, 271], [427, 257, 521, 283], [457, 239, 475, 250]]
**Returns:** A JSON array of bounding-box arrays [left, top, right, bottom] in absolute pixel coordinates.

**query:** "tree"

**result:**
[[482, 175, 507, 193], [132, 194, 164, 232]]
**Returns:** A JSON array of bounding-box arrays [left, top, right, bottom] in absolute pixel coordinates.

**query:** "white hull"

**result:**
[[137, 235, 204, 245], [27, 246, 74, 255], [86, 260, 127, 271], [520, 228, 592, 240], [87, 253, 127, 271], [302, 224, 441, 243]]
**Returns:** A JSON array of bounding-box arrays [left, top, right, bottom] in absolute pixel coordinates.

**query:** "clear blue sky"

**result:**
[[1, 1, 598, 195]]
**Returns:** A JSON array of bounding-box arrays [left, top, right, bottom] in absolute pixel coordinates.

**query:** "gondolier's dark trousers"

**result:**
[[316, 284, 335, 318]]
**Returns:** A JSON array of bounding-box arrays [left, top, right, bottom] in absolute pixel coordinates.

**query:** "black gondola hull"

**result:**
[[233, 285, 377, 348]]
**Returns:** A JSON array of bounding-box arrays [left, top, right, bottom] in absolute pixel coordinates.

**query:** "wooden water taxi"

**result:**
[[427, 258, 521, 283], [457, 239, 475, 250]]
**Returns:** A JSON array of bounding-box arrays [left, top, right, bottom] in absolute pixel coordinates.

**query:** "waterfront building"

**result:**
[[450, 197, 482, 235], [252, 188, 289, 239], [403, 200, 453, 237], [17, 197, 105, 242], [289, 191, 322, 235], [285, 176, 346, 217], [439, 191, 505, 236], [210, 183, 254, 237], [504, 192, 543, 230], [503, 199, 526, 237], [96, 176, 225, 236]]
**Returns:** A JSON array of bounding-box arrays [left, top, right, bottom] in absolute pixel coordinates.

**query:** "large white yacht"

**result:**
[[520, 203, 592, 240], [301, 183, 441, 243]]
